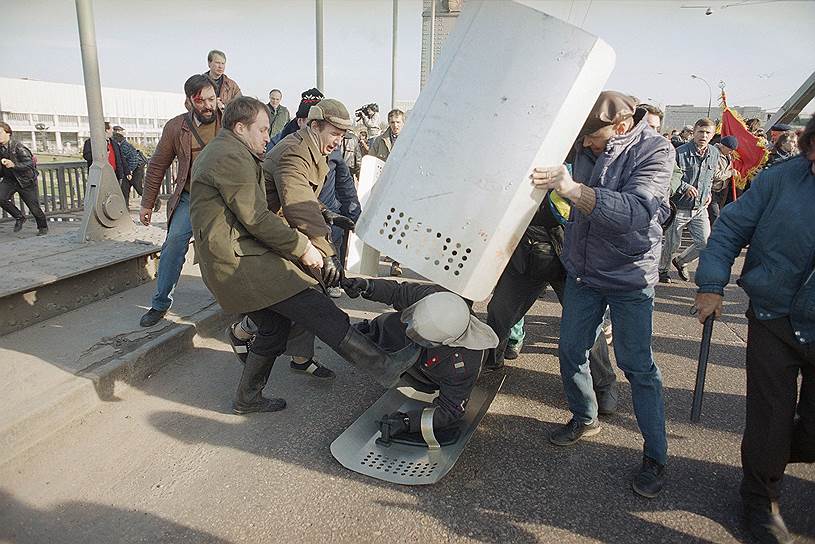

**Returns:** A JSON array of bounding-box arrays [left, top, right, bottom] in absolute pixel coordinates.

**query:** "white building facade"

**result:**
[[663, 104, 768, 133], [0, 77, 186, 154]]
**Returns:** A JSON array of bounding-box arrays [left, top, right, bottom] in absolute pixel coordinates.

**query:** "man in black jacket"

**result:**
[[485, 190, 618, 413], [0, 122, 47, 235], [112, 126, 144, 207], [82, 122, 128, 185], [341, 277, 499, 437]]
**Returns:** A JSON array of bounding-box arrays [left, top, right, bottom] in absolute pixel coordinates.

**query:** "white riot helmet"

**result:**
[[400, 292, 498, 350]]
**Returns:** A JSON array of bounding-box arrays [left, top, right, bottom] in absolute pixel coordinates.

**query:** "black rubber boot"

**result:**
[[232, 352, 286, 414], [334, 327, 421, 388], [13, 215, 26, 232]]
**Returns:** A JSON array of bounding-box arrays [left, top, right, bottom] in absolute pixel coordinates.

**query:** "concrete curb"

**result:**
[[0, 303, 233, 467]]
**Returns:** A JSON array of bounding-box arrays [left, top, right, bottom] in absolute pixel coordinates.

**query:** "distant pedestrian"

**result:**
[[368, 109, 404, 162], [267, 89, 291, 138], [112, 126, 144, 207], [267, 88, 323, 150], [671, 126, 692, 149], [767, 131, 798, 166], [368, 109, 405, 276], [355, 103, 381, 139], [204, 49, 241, 112], [708, 135, 738, 226], [83, 122, 128, 186], [659, 118, 720, 283], [0, 122, 47, 235]]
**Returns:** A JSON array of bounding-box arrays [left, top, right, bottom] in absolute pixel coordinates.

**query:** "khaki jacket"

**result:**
[[268, 104, 291, 137], [263, 127, 334, 257], [189, 129, 314, 314], [140, 111, 221, 222], [368, 127, 395, 161]]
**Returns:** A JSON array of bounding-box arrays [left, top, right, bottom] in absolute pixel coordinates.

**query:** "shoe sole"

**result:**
[[632, 481, 663, 499], [549, 424, 601, 446], [291, 369, 335, 379], [139, 315, 165, 328], [290, 366, 336, 380], [232, 402, 286, 414]]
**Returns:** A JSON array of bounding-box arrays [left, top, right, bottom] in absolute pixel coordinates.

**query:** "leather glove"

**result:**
[[341, 277, 370, 299], [322, 209, 356, 231], [378, 411, 410, 440], [321, 255, 342, 287]]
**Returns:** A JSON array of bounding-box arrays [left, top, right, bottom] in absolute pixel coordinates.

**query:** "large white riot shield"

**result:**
[[355, 0, 615, 300], [346, 156, 385, 276]]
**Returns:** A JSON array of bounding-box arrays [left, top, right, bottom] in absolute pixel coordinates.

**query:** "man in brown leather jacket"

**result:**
[[204, 49, 241, 112], [138, 74, 221, 327]]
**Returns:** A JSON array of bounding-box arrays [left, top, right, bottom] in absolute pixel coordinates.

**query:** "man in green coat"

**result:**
[[190, 97, 418, 414]]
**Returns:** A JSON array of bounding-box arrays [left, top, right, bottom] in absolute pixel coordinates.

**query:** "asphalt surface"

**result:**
[[1, 257, 813, 544]]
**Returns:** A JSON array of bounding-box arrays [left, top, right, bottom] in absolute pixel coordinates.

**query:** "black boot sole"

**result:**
[[232, 399, 287, 414]]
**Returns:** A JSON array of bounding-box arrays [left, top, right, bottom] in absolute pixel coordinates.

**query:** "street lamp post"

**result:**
[[691, 74, 712, 118]]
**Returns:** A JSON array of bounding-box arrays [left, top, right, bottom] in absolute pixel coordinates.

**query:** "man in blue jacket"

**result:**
[[694, 118, 815, 544], [532, 91, 674, 498], [659, 118, 720, 283]]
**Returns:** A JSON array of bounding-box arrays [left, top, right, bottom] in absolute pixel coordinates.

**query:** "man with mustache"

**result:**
[[138, 74, 221, 327]]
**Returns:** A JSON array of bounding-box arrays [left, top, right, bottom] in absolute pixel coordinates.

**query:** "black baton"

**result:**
[[690, 315, 715, 423]]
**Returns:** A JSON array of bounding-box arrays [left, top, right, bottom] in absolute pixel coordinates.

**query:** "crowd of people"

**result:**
[[1, 46, 812, 544]]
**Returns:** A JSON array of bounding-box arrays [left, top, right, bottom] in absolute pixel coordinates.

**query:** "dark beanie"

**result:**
[[296, 88, 324, 119], [720, 135, 739, 150]]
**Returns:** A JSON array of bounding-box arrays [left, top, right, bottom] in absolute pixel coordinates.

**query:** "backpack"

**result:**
[[135, 149, 147, 168], [18, 142, 38, 178]]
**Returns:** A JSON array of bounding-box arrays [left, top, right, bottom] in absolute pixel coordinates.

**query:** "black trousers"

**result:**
[[741, 307, 815, 503], [247, 288, 350, 358], [707, 189, 727, 228], [486, 257, 617, 390], [0, 178, 47, 229]]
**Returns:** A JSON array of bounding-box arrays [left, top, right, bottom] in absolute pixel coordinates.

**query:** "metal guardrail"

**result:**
[[1, 160, 176, 221]]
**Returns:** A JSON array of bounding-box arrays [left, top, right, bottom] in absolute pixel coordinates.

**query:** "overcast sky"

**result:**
[[3, 0, 814, 114]]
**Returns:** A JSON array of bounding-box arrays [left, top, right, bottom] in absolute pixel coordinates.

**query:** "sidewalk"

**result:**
[[0, 257, 229, 466]]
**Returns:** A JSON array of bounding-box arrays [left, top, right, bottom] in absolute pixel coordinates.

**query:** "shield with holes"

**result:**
[[330, 372, 504, 485], [354, 0, 615, 300]]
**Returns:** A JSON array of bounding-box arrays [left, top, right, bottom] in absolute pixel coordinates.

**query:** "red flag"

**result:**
[[719, 107, 769, 191]]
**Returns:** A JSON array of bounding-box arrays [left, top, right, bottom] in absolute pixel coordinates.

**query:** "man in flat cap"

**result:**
[[231, 98, 354, 379], [191, 96, 419, 413], [531, 91, 675, 498]]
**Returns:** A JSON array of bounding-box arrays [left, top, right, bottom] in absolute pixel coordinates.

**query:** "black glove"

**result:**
[[322, 209, 356, 231], [321, 255, 342, 287], [341, 277, 370, 298], [378, 411, 410, 441]]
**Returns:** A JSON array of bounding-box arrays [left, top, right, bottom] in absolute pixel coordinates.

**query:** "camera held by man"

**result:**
[[355, 103, 381, 138]]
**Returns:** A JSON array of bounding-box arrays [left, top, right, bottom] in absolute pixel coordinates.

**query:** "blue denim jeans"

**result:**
[[559, 275, 667, 465], [151, 191, 192, 312], [659, 206, 710, 273]]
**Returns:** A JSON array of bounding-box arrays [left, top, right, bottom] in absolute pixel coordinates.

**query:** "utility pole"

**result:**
[[391, 0, 399, 110], [316, 0, 324, 91]]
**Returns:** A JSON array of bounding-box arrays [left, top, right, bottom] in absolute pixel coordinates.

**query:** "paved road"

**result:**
[[1, 262, 813, 543]]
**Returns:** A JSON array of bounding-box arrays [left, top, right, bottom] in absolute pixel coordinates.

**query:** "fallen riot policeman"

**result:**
[[341, 276, 499, 443]]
